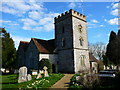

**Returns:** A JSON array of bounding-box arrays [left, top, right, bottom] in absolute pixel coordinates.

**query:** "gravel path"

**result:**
[[50, 74, 74, 89]]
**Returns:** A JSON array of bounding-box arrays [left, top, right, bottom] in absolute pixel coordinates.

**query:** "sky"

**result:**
[[0, 0, 119, 49]]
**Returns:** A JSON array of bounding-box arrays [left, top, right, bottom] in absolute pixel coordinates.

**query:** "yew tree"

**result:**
[[1, 28, 16, 69]]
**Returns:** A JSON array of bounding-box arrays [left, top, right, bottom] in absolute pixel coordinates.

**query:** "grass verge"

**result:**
[[1, 73, 64, 89]]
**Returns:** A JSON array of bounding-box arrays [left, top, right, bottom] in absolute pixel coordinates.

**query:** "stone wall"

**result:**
[[25, 40, 39, 71], [72, 16, 88, 49], [39, 54, 58, 64], [74, 49, 90, 73], [39, 53, 58, 72], [57, 49, 74, 73], [17, 45, 26, 69]]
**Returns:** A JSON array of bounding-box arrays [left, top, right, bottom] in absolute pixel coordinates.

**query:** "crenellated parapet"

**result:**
[[54, 9, 86, 23]]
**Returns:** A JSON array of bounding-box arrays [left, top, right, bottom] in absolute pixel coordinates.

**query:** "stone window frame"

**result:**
[[79, 36, 83, 46], [80, 55, 86, 67], [78, 24, 82, 33]]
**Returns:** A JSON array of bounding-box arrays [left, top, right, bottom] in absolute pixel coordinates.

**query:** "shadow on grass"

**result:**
[[1, 82, 17, 84]]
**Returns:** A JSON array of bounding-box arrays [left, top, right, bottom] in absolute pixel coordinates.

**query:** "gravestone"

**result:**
[[43, 66, 49, 77], [36, 73, 42, 79], [32, 70, 38, 75], [14, 69, 19, 74], [40, 70, 44, 74], [27, 74, 32, 81], [18, 66, 27, 83]]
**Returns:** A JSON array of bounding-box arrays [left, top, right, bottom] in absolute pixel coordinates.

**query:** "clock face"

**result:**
[[78, 25, 82, 33]]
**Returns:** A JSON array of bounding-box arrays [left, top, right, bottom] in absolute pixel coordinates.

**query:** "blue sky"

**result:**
[[1, 1, 118, 49]]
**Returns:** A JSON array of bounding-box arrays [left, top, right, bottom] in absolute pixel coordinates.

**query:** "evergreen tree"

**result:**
[[1, 28, 16, 69], [106, 31, 120, 65], [117, 30, 120, 65]]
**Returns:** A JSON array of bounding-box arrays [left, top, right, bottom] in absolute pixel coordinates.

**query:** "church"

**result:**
[[17, 9, 98, 73]]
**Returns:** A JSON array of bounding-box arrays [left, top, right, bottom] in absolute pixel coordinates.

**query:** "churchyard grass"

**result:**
[[1, 73, 64, 88]]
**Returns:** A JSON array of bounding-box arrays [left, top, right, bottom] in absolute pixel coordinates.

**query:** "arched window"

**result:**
[[80, 55, 86, 67], [79, 37, 83, 46]]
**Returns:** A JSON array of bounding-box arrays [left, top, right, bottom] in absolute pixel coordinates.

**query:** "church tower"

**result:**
[[55, 9, 90, 73]]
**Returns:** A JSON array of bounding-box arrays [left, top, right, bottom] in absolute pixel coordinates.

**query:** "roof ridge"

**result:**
[[20, 41, 29, 43], [32, 38, 47, 41]]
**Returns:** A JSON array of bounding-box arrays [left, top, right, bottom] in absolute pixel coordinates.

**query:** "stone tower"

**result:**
[[55, 9, 90, 73]]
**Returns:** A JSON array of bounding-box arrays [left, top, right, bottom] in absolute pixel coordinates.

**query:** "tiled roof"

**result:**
[[19, 41, 29, 51], [32, 38, 56, 54], [89, 53, 98, 62]]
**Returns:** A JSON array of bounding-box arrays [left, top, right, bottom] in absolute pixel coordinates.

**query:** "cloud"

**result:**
[[0, 20, 19, 26], [111, 9, 118, 16], [21, 18, 38, 26], [104, 19, 107, 22], [100, 25, 104, 27], [112, 3, 118, 9], [1, 0, 60, 32], [0, 20, 11, 23], [88, 20, 104, 29], [0, 0, 44, 16], [108, 18, 118, 25], [94, 34, 102, 38], [110, 3, 118, 16], [20, 11, 59, 31], [106, 6, 110, 8], [28, 11, 42, 20], [91, 19, 99, 23], [68, 2, 76, 9]]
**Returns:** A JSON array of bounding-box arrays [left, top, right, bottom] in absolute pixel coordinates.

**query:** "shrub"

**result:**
[[79, 73, 100, 89], [69, 74, 83, 88], [70, 70, 100, 89], [39, 59, 52, 73]]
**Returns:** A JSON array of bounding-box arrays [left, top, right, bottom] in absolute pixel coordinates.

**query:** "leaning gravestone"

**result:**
[[18, 66, 28, 83], [27, 74, 32, 81], [43, 66, 49, 77]]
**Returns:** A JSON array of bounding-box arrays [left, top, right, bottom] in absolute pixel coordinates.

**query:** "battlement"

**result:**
[[54, 9, 86, 23]]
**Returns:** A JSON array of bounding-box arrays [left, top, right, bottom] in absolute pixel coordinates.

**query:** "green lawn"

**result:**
[[1, 73, 64, 89]]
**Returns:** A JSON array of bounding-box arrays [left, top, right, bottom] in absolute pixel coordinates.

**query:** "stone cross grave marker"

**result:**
[[43, 66, 49, 77], [18, 66, 27, 83]]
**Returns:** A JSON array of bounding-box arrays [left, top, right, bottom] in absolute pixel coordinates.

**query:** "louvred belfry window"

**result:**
[[78, 25, 82, 33]]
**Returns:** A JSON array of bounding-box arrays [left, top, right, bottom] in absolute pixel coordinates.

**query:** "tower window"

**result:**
[[78, 25, 82, 33], [79, 37, 83, 46], [80, 55, 86, 67], [62, 38, 65, 47]]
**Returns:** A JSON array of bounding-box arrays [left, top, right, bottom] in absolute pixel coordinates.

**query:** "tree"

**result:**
[[1, 28, 16, 69], [117, 30, 120, 65], [106, 30, 120, 67], [38, 58, 52, 73], [89, 42, 106, 60]]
